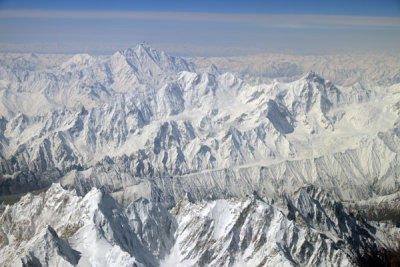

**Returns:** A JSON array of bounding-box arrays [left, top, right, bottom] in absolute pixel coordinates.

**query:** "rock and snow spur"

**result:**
[[0, 183, 391, 266], [0, 44, 400, 266], [0, 183, 176, 266]]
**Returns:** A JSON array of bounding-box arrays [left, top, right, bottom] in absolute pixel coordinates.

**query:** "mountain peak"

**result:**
[[116, 43, 194, 77], [303, 70, 325, 84], [120, 43, 163, 59], [135, 42, 156, 52]]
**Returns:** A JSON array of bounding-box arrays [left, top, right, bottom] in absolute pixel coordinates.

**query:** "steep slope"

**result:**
[[1, 44, 400, 266], [0, 183, 175, 266], [18, 225, 80, 267], [0, 44, 193, 117], [0, 183, 392, 267], [0, 65, 398, 206], [164, 186, 387, 267]]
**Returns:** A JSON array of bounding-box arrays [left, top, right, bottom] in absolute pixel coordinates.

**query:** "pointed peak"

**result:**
[[119, 42, 159, 57], [135, 43, 151, 54], [115, 42, 193, 75], [303, 71, 324, 83], [135, 42, 153, 50], [44, 225, 59, 238], [207, 63, 220, 74]]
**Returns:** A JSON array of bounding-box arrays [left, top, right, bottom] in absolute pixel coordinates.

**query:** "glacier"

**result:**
[[0, 43, 400, 266]]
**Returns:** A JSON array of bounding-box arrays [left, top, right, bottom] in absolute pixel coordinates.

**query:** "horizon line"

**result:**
[[1, 9, 400, 28]]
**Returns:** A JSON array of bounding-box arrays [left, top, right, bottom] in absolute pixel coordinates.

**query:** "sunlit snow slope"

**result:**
[[0, 183, 393, 266], [0, 44, 400, 266], [0, 44, 399, 206]]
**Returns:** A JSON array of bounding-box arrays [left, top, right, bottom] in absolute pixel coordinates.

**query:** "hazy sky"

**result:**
[[0, 0, 399, 56]]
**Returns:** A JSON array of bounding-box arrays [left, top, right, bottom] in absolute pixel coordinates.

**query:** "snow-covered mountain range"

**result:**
[[0, 44, 399, 266], [1, 183, 395, 266]]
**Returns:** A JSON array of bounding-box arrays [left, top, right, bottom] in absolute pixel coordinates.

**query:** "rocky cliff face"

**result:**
[[0, 45, 399, 266], [0, 183, 392, 267]]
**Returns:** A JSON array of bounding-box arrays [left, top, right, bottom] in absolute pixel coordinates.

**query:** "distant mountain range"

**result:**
[[0, 44, 399, 266]]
